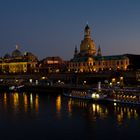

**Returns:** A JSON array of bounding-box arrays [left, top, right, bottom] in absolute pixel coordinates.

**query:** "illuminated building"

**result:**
[[0, 45, 38, 74], [68, 25, 130, 72], [39, 56, 67, 73]]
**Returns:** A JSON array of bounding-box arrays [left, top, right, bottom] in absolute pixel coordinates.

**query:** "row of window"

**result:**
[[70, 66, 126, 72], [69, 60, 129, 67]]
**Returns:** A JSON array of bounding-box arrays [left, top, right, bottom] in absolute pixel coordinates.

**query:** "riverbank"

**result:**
[[0, 70, 139, 87], [0, 83, 88, 93], [0, 71, 139, 93]]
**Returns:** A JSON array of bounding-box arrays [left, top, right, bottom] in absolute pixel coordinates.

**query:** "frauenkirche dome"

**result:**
[[80, 24, 96, 56]]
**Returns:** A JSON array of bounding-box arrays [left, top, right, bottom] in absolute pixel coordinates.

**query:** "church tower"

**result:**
[[74, 45, 78, 58], [97, 45, 102, 56], [80, 24, 96, 56]]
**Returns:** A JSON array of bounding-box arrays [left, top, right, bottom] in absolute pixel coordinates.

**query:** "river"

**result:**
[[0, 91, 139, 140]]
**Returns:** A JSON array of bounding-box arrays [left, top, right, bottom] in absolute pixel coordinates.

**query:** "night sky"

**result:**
[[0, 0, 140, 60]]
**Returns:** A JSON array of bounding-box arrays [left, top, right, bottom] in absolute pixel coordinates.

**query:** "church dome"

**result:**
[[4, 53, 11, 59], [80, 25, 96, 56], [12, 48, 22, 58]]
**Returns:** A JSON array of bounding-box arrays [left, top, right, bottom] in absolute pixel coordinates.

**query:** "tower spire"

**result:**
[[74, 45, 78, 58], [84, 24, 91, 37], [97, 45, 102, 56]]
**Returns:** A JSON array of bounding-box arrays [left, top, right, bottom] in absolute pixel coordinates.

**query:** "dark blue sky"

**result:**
[[0, 0, 140, 60]]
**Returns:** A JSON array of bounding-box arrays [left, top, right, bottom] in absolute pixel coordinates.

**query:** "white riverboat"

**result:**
[[63, 82, 107, 101], [63, 89, 107, 101]]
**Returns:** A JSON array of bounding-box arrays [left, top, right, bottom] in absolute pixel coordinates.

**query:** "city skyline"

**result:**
[[0, 0, 140, 60]]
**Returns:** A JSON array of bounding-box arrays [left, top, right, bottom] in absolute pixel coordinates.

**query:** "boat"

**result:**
[[9, 86, 16, 91], [9, 85, 24, 91], [63, 89, 107, 101], [106, 90, 140, 105], [93, 86, 140, 94], [63, 82, 107, 101], [93, 83, 140, 105]]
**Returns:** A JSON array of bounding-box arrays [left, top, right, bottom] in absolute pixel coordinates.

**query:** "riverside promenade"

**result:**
[[0, 71, 138, 93], [0, 73, 103, 93], [0, 83, 91, 93]]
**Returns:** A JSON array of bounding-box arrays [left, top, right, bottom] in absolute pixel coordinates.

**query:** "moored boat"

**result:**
[[63, 82, 107, 101], [63, 89, 107, 101], [9, 85, 24, 91], [106, 91, 140, 105]]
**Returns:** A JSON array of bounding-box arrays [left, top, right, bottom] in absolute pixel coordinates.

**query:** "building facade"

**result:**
[[0, 46, 38, 74], [68, 25, 129, 72], [39, 56, 67, 73]]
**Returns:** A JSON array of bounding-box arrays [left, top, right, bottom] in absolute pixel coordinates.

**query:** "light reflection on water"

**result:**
[[0, 92, 140, 140], [64, 97, 139, 125], [1, 92, 139, 123], [56, 95, 61, 118], [2, 92, 39, 114]]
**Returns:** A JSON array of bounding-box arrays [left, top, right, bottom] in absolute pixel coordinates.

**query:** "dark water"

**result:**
[[0, 92, 140, 140]]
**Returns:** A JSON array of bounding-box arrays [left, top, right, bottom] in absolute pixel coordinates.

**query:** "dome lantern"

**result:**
[[12, 44, 22, 58]]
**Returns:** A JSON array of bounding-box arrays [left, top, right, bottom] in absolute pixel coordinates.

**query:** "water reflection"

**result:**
[[91, 104, 108, 120], [23, 93, 28, 112], [30, 93, 33, 109], [13, 92, 19, 111], [3, 92, 7, 110], [56, 95, 61, 117], [64, 97, 140, 125], [1, 92, 140, 126], [114, 105, 138, 125], [1, 92, 140, 140], [68, 99, 72, 116], [2, 92, 39, 114], [35, 94, 39, 112], [65, 98, 108, 117]]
